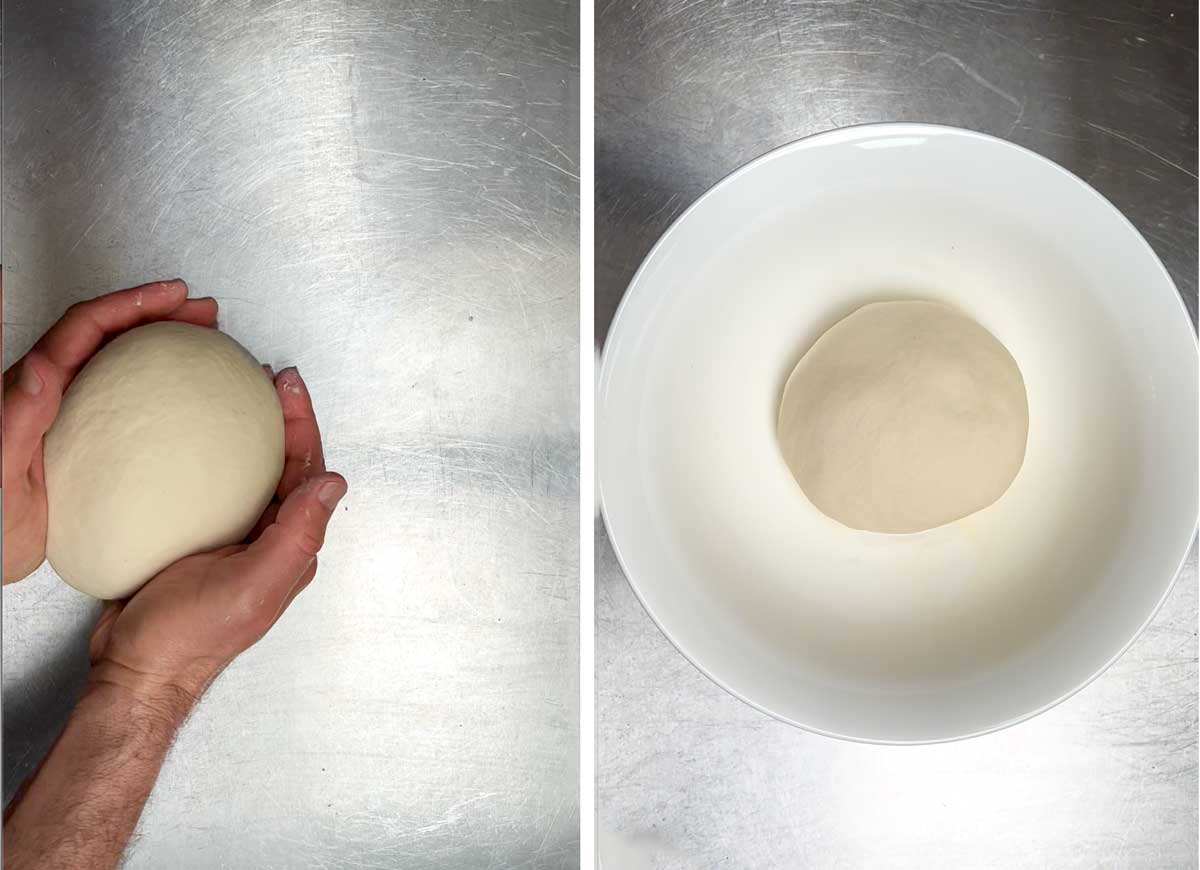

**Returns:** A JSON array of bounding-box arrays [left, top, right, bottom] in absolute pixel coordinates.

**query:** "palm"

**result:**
[[93, 553, 234, 700]]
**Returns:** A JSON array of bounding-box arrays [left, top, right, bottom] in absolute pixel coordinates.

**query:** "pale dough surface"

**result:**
[[45, 321, 285, 599], [777, 300, 1028, 534]]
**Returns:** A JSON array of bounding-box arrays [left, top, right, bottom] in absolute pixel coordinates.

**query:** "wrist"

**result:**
[[87, 658, 218, 727]]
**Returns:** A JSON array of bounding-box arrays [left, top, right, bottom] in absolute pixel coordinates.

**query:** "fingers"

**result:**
[[3, 280, 215, 477], [275, 368, 326, 498], [222, 472, 346, 625], [34, 280, 187, 376], [2, 351, 67, 477], [244, 367, 322, 541], [34, 280, 217, 380], [257, 472, 346, 573], [170, 297, 219, 328]]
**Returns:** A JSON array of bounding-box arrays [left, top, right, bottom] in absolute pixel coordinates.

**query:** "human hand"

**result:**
[[87, 367, 346, 717], [1, 280, 218, 584]]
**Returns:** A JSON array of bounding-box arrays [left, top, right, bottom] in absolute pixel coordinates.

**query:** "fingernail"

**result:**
[[278, 367, 303, 394], [19, 358, 44, 396], [317, 480, 347, 510], [157, 279, 186, 297]]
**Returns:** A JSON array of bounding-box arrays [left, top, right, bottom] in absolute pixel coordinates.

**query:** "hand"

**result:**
[[1, 281, 218, 584], [87, 367, 346, 717]]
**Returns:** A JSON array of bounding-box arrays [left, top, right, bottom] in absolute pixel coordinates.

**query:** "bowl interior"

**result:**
[[598, 124, 1197, 742]]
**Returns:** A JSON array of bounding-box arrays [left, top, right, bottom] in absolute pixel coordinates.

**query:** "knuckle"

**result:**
[[297, 528, 325, 556], [283, 520, 325, 558], [230, 586, 273, 633], [261, 520, 324, 560]]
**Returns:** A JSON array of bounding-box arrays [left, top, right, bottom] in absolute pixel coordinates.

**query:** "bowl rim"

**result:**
[[597, 121, 1199, 745]]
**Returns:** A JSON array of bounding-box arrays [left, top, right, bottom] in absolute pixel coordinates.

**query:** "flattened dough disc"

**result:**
[[777, 301, 1028, 534]]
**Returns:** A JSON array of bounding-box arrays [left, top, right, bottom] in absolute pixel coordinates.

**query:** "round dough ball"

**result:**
[[777, 300, 1028, 534], [45, 322, 285, 599]]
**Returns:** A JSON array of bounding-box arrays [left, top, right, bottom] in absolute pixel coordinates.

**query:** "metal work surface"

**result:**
[[597, 2, 1197, 868], [3, 1, 579, 868]]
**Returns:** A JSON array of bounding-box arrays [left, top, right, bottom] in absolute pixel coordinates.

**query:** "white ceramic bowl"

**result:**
[[598, 123, 1197, 743]]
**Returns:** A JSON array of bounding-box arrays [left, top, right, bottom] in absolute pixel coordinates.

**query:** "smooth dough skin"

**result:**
[[45, 322, 285, 599], [777, 301, 1028, 534]]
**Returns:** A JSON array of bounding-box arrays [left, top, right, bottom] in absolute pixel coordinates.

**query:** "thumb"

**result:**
[[228, 472, 347, 618], [2, 352, 66, 478]]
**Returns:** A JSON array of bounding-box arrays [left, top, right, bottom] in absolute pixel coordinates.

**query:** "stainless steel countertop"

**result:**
[[596, 2, 1197, 868], [3, 1, 579, 868]]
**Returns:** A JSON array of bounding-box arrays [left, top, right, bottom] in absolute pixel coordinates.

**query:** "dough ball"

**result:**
[[777, 300, 1028, 534], [45, 322, 285, 599]]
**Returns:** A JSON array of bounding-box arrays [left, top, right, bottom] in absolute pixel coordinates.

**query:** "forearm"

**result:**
[[3, 677, 193, 870]]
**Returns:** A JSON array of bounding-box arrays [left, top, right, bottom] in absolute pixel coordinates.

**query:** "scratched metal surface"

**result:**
[[2, 1, 579, 867], [596, 2, 1197, 869]]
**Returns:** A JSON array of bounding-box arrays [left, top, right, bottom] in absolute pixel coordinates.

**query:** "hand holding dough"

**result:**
[[777, 300, 1028, 534], [44, 321, 285, 599]]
